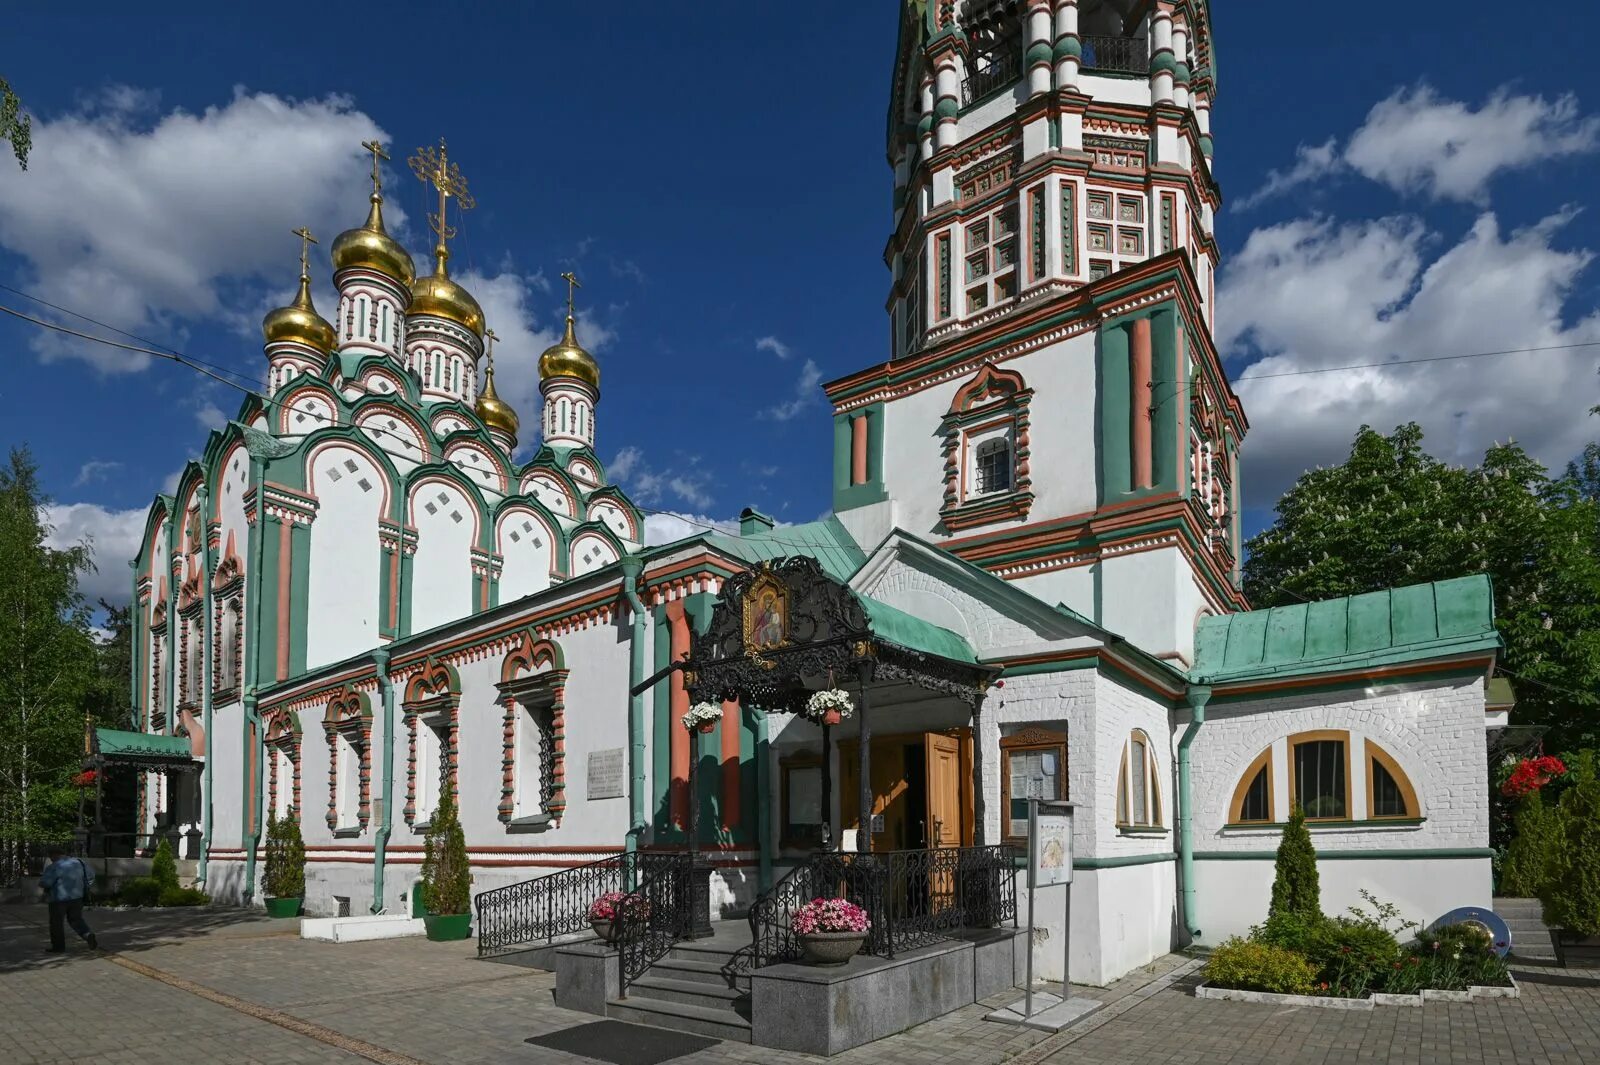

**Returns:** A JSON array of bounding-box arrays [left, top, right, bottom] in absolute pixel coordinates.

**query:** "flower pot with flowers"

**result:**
[[682, 702, 723, 735], [588, 891, 652, 943], [804, 689, 854, 728], [792, 897, 871, 966]]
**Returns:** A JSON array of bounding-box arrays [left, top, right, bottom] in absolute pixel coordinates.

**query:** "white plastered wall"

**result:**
[[409, 479, 475, 632], [305, 444, 385, 669]]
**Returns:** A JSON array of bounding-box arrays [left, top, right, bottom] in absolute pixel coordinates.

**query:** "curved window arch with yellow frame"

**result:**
[[1225, 731, 1421, 827], [1116, 729, 1162, 828]]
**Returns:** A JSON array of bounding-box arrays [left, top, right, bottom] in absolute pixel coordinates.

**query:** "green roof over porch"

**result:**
[[1191, 575, 1501, 684], [702, 514, 867, 583], [859, 594, 979, 664], [93, 728, 193, 761]]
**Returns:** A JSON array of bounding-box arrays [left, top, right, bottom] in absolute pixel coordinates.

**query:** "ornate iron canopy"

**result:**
[[685, 557, 992, 711]]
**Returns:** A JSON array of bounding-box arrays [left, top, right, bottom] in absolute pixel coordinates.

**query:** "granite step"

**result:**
[[647, 956, 751, 991], [1493, 897, 1545, 918], [626, 974, 749, 1009], [606, 995, 752, 1042]]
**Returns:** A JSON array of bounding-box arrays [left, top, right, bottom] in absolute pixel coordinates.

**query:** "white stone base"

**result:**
[[1195, 976, 1518, 1009], [300, 914, 427, 942], [985, 992, 1105, 1031]]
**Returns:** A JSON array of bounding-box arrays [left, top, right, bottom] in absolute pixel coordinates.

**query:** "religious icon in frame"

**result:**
[[743, 571, 789, 651]]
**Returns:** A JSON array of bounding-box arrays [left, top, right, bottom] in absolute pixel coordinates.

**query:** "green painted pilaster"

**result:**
[[651, 603, 672, 836], [1098, 323, 1132, 501], [1151, 307, 1179, 491], [164, 518, 179, 735], [683, 593, 718, 846], [831, 403, 888, 512], [288, 521, 311, 677], [398, 548, 416, 637], [253, 516, 283, 687]]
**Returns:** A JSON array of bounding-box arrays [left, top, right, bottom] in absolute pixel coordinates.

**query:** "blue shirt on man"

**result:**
[[41, 856, 94, 902]]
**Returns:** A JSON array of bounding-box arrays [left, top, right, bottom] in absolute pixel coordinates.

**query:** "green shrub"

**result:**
[[158, 886, 210, 907], [118, 876, 162, 907], [1205, 938, 1318, 995], [420, 783, 471, 915], [1251, 891, 1408, 997], [1268, 806, 1322, 922], [150, 837, 179, 891], [1542, 751, 1600, 935], [263, 812, 306, 899], [1500, 789, 1565, 898]]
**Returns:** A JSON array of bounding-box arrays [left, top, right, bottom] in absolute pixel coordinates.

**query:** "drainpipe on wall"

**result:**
[[242, 456, 268, 901], [371, 647, 394, 914], [197, 483, 215, 886], [1177, 683, 1212, 940], [618, 556, 648, 865]]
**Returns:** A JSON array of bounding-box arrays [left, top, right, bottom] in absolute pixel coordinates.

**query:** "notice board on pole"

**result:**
[[1029, 799, 1075, 888]]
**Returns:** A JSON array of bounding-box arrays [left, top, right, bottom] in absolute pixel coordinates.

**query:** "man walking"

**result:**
[[40, 846, 98, 953]]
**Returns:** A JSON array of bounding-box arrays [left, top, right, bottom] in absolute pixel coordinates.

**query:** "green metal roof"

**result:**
[[701, 514, 867, 583], [859, 593, 979, 664], [1192, 575, 1501, 685], [94, 728, 193, 761]]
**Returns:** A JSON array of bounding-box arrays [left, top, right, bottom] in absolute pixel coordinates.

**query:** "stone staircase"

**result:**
[[1495, 896, 1557, 963], [607, 924, 753, 1042]]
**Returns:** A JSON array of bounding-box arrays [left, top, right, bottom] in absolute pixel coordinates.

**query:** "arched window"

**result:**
[[1116, 729, 1161, 827], [380, 303, 390, 345], [1367, 740, 1419, 820], [1228, 748, 1273, 824], [1226, 732, 1420, 826], [975, 437, 1013, 495], [358, 297, 368, 339]]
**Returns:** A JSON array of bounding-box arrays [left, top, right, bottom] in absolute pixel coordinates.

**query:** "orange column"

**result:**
[[1130, 316, 1153, 489], [721, 696, 741, 830], [850, 415, 869, 486], [275, 519, 291, 681], [666, 601, 691, 830]]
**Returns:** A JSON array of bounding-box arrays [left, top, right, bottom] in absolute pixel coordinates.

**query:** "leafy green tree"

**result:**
[[1268, 806, 1322, 921], [1542, 752, 1600, 936], [420, 783, 471, 915], [0, 449, 98, 845], [1, 76, 29, 170], [1244, 424, 1600, 753], [1499, 789, 1565, 898]]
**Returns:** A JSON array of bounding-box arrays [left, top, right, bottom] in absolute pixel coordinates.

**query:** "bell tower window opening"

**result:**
[[960, 2, 1023, 104]]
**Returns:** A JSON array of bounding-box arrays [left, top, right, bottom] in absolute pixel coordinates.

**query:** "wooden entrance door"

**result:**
[[924, 732, 962, 849]]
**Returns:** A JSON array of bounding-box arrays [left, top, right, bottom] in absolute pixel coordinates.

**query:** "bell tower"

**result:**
[[828, 0, 1246, 663]]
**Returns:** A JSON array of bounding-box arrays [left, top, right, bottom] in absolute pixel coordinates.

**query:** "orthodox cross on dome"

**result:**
[[291, 226, 318, 279], [484, 327, 499, 374], [408, 138, 476, 271], [361, 139, 389, 197], [560, 270, 581, 321]]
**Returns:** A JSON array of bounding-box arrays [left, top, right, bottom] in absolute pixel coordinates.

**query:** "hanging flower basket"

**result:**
[[71, 770, 98, 788], [682, 701, 723, 734], [1501, 755, 1566, 799], [804, 689, 854, 727]]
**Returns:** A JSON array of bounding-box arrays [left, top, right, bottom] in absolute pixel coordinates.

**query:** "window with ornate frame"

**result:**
[[264, 708, 301, 823], [1225, 732, 1420, 827], [496, 632, 568, 828], [1116, 729, 1162, 828], [938, 363, 1034, 531], [211, 533, 244, 701], [322, 686, 372, 834], [1000, 726, 1067, 845], [963, 203, 1019, 316], [403, 659, 459, 830]]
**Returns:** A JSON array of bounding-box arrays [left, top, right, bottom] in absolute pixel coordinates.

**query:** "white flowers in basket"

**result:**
[[681, 701, 724, 731], [804, 688, 854, 722]]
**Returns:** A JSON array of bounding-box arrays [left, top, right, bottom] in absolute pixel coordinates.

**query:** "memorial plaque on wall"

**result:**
[[587, 748, 625, 800]]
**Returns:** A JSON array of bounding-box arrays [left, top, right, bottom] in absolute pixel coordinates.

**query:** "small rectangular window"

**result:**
[[975, 439, 1013, 494]]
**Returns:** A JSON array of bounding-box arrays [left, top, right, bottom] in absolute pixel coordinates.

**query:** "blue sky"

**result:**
[[3, 2, 1598, 606]]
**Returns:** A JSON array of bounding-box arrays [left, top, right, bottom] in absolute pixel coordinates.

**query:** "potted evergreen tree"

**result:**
[[420, 783, 473, 941], [1540, 751, 1600, 966], [262, 811, 306, 918]]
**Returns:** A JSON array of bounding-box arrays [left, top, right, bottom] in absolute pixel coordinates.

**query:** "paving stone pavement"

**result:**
[[3, 904, 1598, 1065]]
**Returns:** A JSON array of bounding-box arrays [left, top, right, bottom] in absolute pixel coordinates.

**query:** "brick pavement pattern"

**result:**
[[3, 905, 1597, 1064]]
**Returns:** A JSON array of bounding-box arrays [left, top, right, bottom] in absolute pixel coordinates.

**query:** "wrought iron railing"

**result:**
[[617, 852, 692, 997], [474, 850, 679, 956], [745, 845, 1019, 969], [962, 45, 1022, 104], [1081, 34, 1149, 75]]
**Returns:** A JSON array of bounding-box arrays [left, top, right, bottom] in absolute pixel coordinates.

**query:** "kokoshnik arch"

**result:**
[[127, 1, 1506, 986]]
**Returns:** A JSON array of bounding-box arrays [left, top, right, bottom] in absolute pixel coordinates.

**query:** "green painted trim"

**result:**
[[651, 603, 672, 836], [1205, 665, 1493, 704], [1178, 685, 1209, 938], [1097, 321, 1131, 501], [289, 522, 311, 677], [398, 549, 415, 638], [994, 657, 1100, 678], [1075, 852, 1175, 870], [1151, 308, 1178, 491], [1195, 848, 1494, 862], [618, 557, 648, 863], [197, 484, 215, 886]]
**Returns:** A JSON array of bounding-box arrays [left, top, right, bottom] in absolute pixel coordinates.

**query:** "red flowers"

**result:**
[[1501, 755, 1567, 799], [70, 769, 97, 788]]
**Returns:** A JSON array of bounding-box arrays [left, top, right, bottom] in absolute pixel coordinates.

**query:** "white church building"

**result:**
[[127, 0, 1503, 990]]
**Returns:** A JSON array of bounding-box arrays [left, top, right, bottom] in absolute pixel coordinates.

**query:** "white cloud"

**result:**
[[1222, 210, 1600, 508], [756, 335, 792, 360], [764, 358, 823, 421], [643, 512, 741, 546], [74, 460, 123, 487], [42, 502, 148, 606], [0, 87, 393, 371], [606, 446, 715, 509], [1238, 84, 1600, 209]]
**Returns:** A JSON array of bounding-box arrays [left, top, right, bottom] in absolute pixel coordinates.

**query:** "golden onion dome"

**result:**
[[262, 273, 336, 354], [538, 314, 600, 392], [410, 252, 485, 337], [331, 195, 416, 288], [475, 361, 520, 441]]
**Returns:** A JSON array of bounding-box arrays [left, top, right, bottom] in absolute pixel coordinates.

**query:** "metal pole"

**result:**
[[1062, 877, 1072, 1003], [687, 725, 700, 865], [971, 691, 986, 847], [857, 674, 872, 854], [820, 723, 833, 850], [1024, 797, 1037, 1018]]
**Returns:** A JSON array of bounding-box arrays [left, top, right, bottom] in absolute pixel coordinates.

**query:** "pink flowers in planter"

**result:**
[[792, 897, 871, 935], [589, 891, 651, 923]]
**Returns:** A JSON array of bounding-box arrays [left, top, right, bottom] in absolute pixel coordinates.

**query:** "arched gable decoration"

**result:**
[[584, 485, 643, 542], [322, 686, 373, 832], [495, 631, 568, 825], [401, 655, 460, 827], [938, 361, 1034, 532]]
